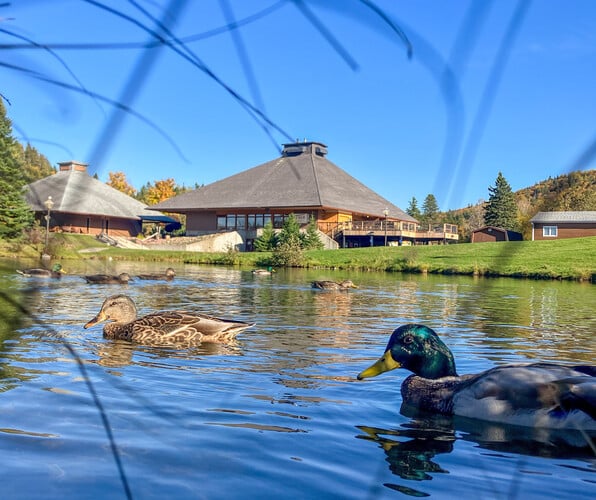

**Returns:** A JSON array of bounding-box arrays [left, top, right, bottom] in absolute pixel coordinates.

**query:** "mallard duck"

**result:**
[[137, 267, 176, 280], [17, 263, 65, 278], [311, 280, 358, 290], [252, 266, 275, 275], [357, 324, 596, 430], [83, 272, 132, 284], [84, 294, 255, 346]]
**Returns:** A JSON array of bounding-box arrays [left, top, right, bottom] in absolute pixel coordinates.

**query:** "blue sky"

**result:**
[[2, 0, 595, 211]]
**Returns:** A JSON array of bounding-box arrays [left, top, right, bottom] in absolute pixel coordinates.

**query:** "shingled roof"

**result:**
[[530, 211, 596, 223], [24, 161, 168, 221], [152, 142, 417, 222]]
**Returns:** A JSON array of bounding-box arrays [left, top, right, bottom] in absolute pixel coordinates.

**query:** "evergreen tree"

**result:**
[[21, 143, 55, 183], [0, 100, 34, 239], [276, 213, 302, 247], [420, 194, 439, 228], [254, 221, 277, 251], [302, 216, 324, 250], [484, 172, 518, 230], [406, 197, 421, 220], [272, 214, 304, 266]]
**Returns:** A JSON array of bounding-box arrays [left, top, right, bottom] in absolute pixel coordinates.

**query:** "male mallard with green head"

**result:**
[[84, 294, 255, 346], [17, 263, 65, 278], [357, 324, 596, 430], [311, 280, 358, 290], [252, 266, 275, 275]]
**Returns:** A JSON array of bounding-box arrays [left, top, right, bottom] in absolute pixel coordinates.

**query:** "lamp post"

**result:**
[[43, 196, 54, 258], [383, 208, 389, 246]]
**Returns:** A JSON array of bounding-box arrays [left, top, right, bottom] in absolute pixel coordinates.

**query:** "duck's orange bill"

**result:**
[[84, 312, 106, 329], [357, 350, 401, 380]]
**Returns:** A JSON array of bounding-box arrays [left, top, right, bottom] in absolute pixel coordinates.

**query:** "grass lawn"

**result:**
[[2, 234, 594, 281]]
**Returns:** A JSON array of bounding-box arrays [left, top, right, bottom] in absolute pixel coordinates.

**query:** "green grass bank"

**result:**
[[2, 234, 595, 282]]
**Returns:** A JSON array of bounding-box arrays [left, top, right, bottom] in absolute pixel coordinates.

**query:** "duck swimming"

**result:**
[[137, 267, 176, 280], [83, 272, 132, 284], [252, 267, 275, 275], [84, 294, 255, 346], [17, 263, 65, 278], [357, 324, 596, 430], [311, 280, 358, 290]]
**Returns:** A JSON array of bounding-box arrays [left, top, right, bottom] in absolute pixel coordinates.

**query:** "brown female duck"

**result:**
[[84, 294, 255, 346], [83, 272, 132, 284], [311, 280, 358, 290], [137, 267, 176, 281]]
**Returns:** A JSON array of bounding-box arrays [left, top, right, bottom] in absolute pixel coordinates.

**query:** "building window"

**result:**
[[543, 226, 557, 237], [273, 214, 284, 228], [236, 215, 246, 230], [217, 216, 226, 230]]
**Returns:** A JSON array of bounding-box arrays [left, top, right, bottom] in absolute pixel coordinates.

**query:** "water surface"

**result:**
[[1, 260, 594, 498]]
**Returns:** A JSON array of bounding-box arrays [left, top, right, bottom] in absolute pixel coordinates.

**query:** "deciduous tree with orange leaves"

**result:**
[[107, 171, 136, 197], [139, 178, 177, 205]]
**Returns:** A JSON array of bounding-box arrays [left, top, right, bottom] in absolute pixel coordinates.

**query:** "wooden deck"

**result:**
[[320, 221, 459, 244]]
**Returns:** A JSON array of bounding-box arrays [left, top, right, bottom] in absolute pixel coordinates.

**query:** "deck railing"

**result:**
[[317, 221, 459, 241]]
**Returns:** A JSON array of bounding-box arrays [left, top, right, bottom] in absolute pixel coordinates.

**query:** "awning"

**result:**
[[139, 215, 178, 223]]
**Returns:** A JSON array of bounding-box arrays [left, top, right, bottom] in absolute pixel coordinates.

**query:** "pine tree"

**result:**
[[302, 216, 324, 250], [21, 143, 55, 183], [276, 213, 302, 247], [272, 214, 304, 266], [0, 100, 34, 239], [406, 197, 421, 220], [254, 221, 277, 251], [484, 172, 518, 230], [420, 194, 439, 228]]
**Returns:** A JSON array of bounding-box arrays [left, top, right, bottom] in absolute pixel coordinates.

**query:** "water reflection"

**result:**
[[357, 410, 596, 497], [93, 339, 241, 369]]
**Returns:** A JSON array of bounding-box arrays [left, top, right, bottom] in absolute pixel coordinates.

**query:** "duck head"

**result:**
[[357, 324, 457, 380], [84, 294, 137, 328], [52, 263, 66, 273]]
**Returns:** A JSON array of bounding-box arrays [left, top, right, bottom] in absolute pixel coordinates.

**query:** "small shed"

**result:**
[[530, 211, 596, 240], [471, 226, 522, 243]]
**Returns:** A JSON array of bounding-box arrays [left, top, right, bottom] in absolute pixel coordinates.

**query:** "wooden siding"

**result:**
[[471, 227, 522, 243], [472, 229, 506, 243], [532, 222, 596, 240], [42, 213, 141, 237], [186, 211, 217, 233]]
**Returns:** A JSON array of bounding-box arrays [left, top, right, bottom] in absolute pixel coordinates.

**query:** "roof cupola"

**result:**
[[282, 141, 328, 158]]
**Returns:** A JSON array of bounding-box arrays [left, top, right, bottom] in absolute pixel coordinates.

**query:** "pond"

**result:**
[[0, 260, 594, 499]]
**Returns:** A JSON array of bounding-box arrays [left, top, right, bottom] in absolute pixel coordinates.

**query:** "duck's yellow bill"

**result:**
[[357, 351, 401, 379]]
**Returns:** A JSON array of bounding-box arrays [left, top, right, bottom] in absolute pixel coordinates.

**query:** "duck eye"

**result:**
[[403, 335, 414, 344]]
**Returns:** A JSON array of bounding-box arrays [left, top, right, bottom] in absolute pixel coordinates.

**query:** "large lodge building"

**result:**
[[152, 141, 458, 250]]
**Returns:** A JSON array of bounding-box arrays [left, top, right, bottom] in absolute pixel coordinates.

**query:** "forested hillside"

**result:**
[[444, 170, 596, 241]]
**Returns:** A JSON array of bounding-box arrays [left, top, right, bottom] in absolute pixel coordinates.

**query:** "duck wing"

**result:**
[[17, 268, 50, 277], [453, 363, 595, 428], [128, 311, 254, 344], [84, 274, 112, 283], [312, 281, 336, 289]]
